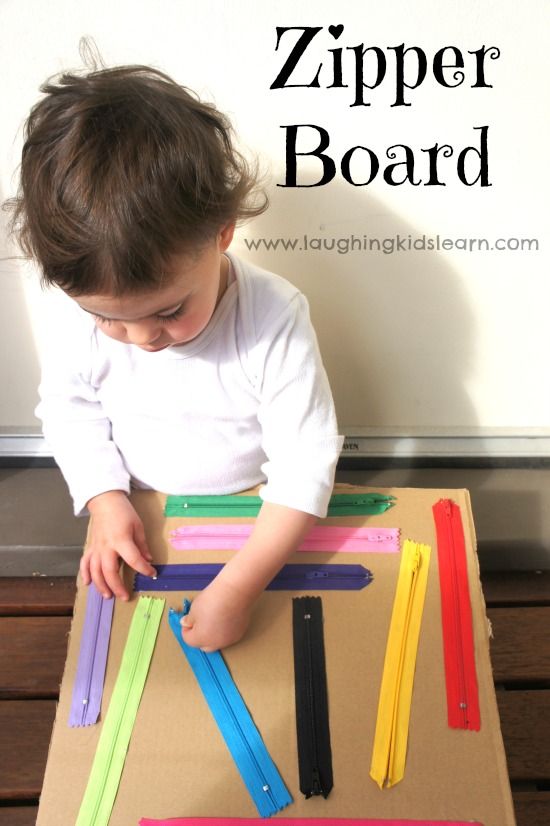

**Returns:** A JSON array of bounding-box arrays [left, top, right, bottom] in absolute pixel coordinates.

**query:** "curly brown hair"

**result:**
[[5, 63, 267, 295]]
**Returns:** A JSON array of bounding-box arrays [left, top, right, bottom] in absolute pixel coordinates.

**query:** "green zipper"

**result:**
[[164, 492, 395, 517], [76, 596, 165, 826]]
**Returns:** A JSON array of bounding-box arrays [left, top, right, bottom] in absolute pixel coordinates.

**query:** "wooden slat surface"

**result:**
[[0, 571, 548, 823], [513, 792, 550, 826], [488, 607, 550, 682], [0, 807, 39, 826], [0, 617, 71, 699], [497, 690, 550, 780], [0, 577, 75, 616], [481, 570, 550, 606], [0, 701, 57, 799]]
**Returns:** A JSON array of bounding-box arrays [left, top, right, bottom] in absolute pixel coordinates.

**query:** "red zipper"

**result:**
[[432, 498, 480, 731]]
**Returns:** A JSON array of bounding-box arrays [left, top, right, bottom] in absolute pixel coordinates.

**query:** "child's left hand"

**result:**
[[180, 577, 253, 652]]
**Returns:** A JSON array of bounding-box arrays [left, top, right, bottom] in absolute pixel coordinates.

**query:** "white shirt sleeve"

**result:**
[[35, 312, 130, 517], [254, 290, 344, 518]]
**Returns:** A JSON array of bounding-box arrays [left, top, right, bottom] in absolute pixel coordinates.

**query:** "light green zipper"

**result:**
[[76, 596, 164, 826]]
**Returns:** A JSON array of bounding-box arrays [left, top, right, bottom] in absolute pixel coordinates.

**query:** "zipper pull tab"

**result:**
[[443, 498, 453, 517], [310, 767, 323, 797], [306, 570, 329, 579]]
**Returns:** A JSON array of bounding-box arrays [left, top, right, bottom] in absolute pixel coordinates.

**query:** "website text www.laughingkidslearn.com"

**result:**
[[242, 234, 539, 255]]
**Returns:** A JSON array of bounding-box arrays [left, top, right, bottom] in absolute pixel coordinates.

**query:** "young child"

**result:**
[[7, 63, 343, 651]]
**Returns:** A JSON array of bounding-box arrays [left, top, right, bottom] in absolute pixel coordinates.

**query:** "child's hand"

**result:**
[[180, 578, 253, 652], [81, 490, 157, 600]]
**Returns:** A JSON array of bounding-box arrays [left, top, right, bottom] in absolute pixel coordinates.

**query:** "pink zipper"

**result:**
[[139, 818, 482, 826], [170, 524, 399, 553]]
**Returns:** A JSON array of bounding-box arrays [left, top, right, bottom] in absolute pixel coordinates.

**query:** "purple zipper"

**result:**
[[135, 563, 373, 592], [69, 583, 115, 727]]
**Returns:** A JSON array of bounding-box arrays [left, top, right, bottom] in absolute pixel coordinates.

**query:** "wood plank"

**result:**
[[0, 617, 71, 699], [481, 571, 550, 606], [497, 690, 550, 780], [0, 701, 56, 799], [0, 807, 38, 826], [488, 607, 550, 682], [0, 577, 75, 616], [514, 792, 550, 826]]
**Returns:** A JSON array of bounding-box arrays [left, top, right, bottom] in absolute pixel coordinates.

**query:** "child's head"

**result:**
[[7, 62, 266, 298]]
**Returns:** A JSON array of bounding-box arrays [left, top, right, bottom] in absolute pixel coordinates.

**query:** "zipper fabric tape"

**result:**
[[292, 596, 333, 799], [69, 583, 114, 727], [76, 596, 165, 826], [168, 599, 292, 818], [164, 492, 395, 517], [370, 539, 431, 789], [135, 563, 373, 593], [139, 818, 483, 825], [170, 525, 400, 553], [433, 499, 481, 731]]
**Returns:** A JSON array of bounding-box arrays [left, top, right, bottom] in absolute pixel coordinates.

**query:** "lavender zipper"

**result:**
[[135, 563, 373, 592], [69, 583, 115, 727]]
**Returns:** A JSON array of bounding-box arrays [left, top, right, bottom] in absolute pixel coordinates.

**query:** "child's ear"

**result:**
[[218, 222, 235, 252]]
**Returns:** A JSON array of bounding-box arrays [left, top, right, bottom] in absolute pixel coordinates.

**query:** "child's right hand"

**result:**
[[80, 490, 157, 600]]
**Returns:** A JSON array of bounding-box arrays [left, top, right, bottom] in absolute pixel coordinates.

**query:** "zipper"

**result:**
[[164, 492, 396, 517], [168, 599, 292, 818], [135, 563, 373, 592], [292, 597, 333, 799], [370, 539, 431, 789], [69, 583, 115, 727], [432, 498, 481, 731], [170, 525, 400, 553], [76, 596, 165, 826], [139, 817, 483, 826]]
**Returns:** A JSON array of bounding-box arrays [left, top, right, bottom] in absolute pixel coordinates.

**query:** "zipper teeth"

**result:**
[[200, 652, 278, 808], [304, 609, 321, 795], [80, 595, 105, 726], [136, 564, 372, 592], [165, 493, 395, 517], [387, 551, 420, 783], [87, 599, 155, 825], [446, 506, 469, 726], [433, 499, 480, 730], [170, 526, 398, 550], [370, 540, 430, 788], [168, 605, 291, 815]]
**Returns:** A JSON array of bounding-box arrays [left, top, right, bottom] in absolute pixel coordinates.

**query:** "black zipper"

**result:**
[[292, 596, 333, 799]]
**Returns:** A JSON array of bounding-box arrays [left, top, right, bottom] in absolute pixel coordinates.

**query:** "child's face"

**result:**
[[74, 225, 234, 351]]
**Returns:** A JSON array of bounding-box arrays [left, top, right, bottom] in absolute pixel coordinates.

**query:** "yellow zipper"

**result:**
[[370, 539, 431, 789]]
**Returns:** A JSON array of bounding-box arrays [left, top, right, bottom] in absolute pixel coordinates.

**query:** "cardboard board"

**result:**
[[36, 485, 516, 826]]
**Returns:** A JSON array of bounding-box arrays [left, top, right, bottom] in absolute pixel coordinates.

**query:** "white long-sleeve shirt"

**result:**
[[36, 252, 344, 517]]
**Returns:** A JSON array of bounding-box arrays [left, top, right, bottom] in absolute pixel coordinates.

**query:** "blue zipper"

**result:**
[[136, 563, 372, 593], [168, 600, 292, 818]]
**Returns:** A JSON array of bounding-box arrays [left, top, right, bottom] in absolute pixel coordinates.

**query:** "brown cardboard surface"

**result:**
[[36, 485, 516, 826]]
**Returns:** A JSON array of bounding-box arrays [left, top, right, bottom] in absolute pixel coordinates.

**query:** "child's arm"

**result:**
[[80, 490, 157, 600], [180, 501, 317, 651]]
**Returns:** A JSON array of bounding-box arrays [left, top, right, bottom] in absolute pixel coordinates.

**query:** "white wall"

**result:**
[[1, 0, 548, 446]]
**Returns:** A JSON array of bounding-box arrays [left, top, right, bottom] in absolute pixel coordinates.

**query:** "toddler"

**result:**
[[7, 62, 343, 651]]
